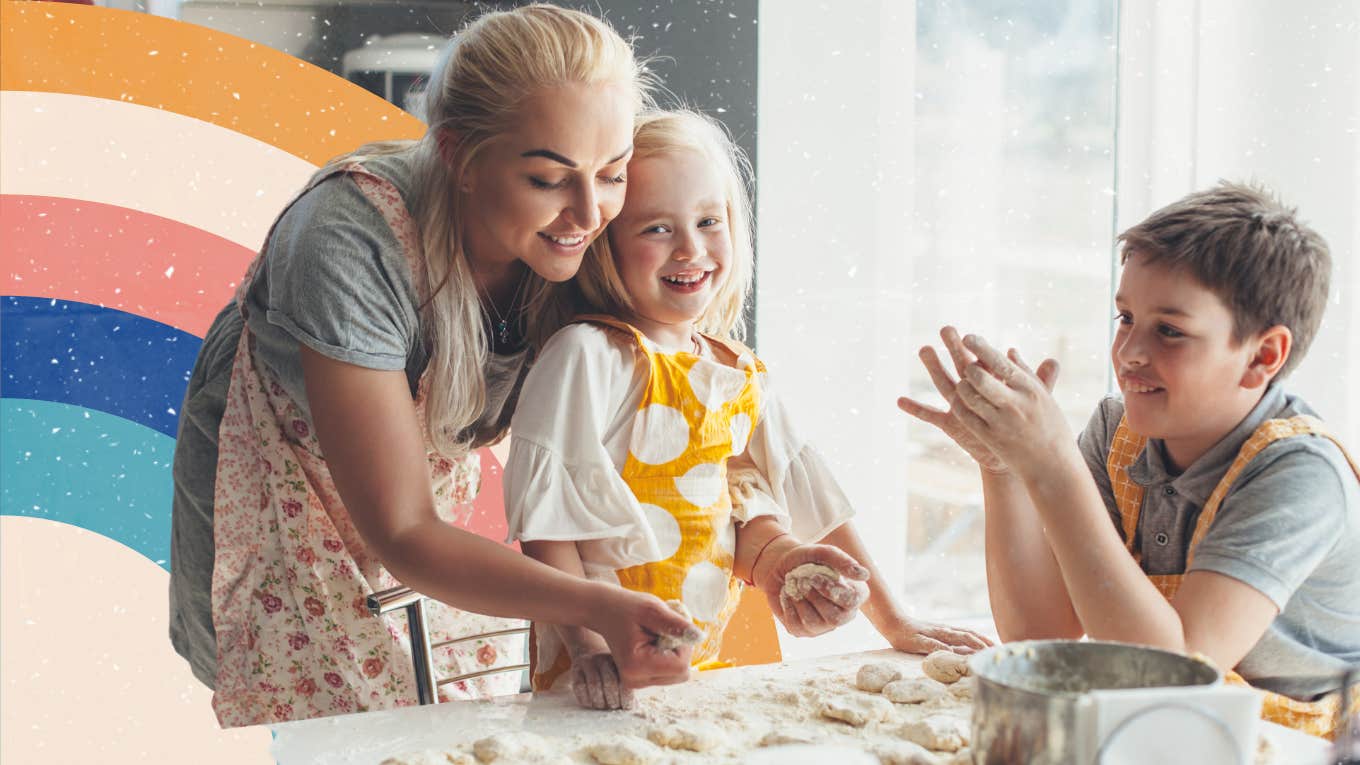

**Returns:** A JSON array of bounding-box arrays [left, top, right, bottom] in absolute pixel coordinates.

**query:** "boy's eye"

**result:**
[[698, 217, 723, 228], [529, 176, 568, 190]]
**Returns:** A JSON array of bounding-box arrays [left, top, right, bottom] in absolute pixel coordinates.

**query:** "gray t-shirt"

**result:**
[[1077, 385, 1360, 699], [169, 151, 530, 689]]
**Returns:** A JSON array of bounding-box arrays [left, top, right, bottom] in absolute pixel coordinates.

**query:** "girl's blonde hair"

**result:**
[[536, 109, 755, 345], [314, 4, 653, 457]]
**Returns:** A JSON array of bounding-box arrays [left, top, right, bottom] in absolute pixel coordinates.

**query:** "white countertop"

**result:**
[[270, 649, 1333, 765]]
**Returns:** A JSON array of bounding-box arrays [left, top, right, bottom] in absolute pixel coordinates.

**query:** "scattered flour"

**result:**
[[472, 731, 552, 763], [899, 715, 970, 753], [645, 720, 725, 752]]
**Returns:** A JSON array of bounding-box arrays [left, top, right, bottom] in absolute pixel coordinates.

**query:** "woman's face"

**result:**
[[460, 81, 635, 283]]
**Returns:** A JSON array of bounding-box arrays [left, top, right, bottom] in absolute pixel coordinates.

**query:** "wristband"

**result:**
[[746, 531, 789, 587]]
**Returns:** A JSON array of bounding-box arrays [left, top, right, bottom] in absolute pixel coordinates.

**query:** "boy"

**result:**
[[898, 182, 1360, 737]]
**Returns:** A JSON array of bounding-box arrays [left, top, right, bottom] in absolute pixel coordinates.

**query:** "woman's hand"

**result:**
[[560, 629, 636, 710], [754, 538, 870, 637], [898, 326, 1059, 475], [584, 586, 700, 694]]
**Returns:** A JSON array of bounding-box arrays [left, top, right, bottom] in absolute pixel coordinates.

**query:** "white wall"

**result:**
[[1118, 0, 1360, 447], [757, 0, 916, 658]]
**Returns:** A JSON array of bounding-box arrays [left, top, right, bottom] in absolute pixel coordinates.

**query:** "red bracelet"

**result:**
[[746, 531, 789, 586]]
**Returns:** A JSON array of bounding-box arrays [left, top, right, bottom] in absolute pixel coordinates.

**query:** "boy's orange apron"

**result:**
[[531, 316, 778, 690], [210, 162, 522, 727], [1107, 414, 1360, 738]]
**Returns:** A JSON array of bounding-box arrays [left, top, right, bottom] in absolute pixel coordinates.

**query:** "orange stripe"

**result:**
[[0, 1, 424, 165]]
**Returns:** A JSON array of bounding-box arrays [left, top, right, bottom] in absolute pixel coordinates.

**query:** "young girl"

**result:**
[[505, 110, 991, 710]]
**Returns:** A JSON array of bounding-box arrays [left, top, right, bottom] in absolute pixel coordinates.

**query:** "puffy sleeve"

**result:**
[[729, 367, 856, 542], [504, 325, 670, 563]]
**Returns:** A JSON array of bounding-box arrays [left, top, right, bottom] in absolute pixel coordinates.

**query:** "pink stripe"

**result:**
[[2, 195, 256, 337]]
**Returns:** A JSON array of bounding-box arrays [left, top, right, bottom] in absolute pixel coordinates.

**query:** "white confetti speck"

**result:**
[[164, 266, 175, 278]]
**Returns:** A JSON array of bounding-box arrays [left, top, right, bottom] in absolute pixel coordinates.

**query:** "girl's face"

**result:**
[[608, 149, 731, 345], [460, 81, 635, 283]]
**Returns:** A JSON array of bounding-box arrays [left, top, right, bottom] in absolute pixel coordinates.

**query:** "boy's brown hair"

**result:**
[[1118, 182, 1331, 378]]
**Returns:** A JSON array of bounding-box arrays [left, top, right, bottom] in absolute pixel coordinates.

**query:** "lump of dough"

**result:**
[[654, 599, 700, 651], [819, 694, 894, 727], [782, 563, 841, 601], [382, 753, 475, 765], [871, 739, 941, 765], [941, 749, 973, 765], [472, 732, 551, 763], [646, 721, 725, 752], [921, 651, 971, 685], [883, 677, 947, 704], [585, 735, 664, 765], [899, 716, 969, 753], [947, 676, 975, 700], [857, 661, 906, 692], [759, 727, 824, 747]]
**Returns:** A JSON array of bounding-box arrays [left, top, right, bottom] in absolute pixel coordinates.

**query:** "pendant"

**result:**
[[496, 319, 510, 345]]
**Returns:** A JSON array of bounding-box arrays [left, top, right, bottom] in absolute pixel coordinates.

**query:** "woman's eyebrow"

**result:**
[[520, 146, 633, 167]]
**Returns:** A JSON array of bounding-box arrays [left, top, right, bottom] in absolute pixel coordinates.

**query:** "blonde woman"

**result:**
[[168, 5, 699, 727]]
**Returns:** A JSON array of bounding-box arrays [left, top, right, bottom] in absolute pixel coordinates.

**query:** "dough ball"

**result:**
[[947, 676, 975, 700], [819, 694, 894, 727], [646, 721, 725, 752], [922, 651, 971, 685], [759, 727, 824, 747], [655, 599, 700, 651], [472, 732, 551, 763], [899, 716, 969, 753], [871, 739, 941, 765], [781, 563, 841, 601], [857, 661, 906, 692], [585, 735, 664, 765], [882, 677, 947, 704]]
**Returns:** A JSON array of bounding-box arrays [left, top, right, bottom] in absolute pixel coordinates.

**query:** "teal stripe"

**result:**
[[2, 399, 172, 570]]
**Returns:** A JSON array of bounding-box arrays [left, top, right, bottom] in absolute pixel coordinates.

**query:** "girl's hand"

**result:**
[[585, 586, 700, 692], [884, 617, 993, 655], [898, 326, 1059, 475], [755, 539, 870, 637]]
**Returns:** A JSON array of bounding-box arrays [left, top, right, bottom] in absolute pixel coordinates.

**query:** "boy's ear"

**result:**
[[1241, 325, 1292, 389]]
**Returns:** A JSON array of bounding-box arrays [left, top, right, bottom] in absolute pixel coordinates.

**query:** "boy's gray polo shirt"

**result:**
[[1077, 385, 1360, 699], [169, 151, 530, 689]]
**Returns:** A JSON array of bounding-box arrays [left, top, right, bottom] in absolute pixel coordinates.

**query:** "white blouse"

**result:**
[[504, 323, 854, 580]]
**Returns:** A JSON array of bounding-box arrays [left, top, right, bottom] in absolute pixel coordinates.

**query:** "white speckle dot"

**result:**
[[629, 404, 689, 465]]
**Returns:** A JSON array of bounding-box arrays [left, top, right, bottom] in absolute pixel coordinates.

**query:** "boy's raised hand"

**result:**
[[948, 331, 1068, 479], [898, 326, 1059, 474]]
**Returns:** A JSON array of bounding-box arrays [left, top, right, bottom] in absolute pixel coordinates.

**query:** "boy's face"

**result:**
[[1112, 253, 1269, 462], [608, 149, 731, 339]]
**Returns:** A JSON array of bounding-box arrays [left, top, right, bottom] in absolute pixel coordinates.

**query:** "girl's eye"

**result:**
[[643, 224, 671, 235], [1157, 323, 1184, 338], [528, 176, 568, 190], [1113, 311, 1132, 325]]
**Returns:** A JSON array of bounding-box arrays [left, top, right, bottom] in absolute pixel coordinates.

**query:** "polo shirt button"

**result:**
[[1163, 485, 1176, 496], [1155, 532, 1170, 545]]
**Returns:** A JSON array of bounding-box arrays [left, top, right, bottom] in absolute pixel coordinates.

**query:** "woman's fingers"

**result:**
[[600, 658, 622, 709]]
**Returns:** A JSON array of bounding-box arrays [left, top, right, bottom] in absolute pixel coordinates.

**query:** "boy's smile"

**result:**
[[1112, 253, 1278, 471]]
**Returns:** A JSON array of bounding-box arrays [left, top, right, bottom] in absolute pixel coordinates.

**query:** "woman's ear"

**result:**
[[436, 127, 460, 170], [1241, 325, 1292, 389]]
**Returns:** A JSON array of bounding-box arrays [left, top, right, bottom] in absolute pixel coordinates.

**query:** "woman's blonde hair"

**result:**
[[536, 109, 755, 345], [314, 4, 653, 457]]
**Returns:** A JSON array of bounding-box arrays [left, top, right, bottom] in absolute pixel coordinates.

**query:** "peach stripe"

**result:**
[[2, 195, 254, 337], [1, 91, 315, 251], [0, 1, 424, 166]]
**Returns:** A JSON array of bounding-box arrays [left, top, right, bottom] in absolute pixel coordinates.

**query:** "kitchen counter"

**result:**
[[271, 649, 1334, 765]]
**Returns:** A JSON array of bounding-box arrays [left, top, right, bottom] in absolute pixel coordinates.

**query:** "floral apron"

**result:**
[[210, 162, 522, 727], [1107, 414, 1360, 738], [531, 316, 765, 690]]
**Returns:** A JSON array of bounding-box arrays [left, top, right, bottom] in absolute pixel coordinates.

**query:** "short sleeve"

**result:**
[[1190, 440, 1349, 610], [504, 325, 663, 559], [259, 173, 418, 370], [739, 369, 855, 543], [1077, 396, 1124, 537]]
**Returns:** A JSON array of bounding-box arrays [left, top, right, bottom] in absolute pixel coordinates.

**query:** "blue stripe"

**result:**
[[1, 399, 173, 570], [2, 296, 202, 438]]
